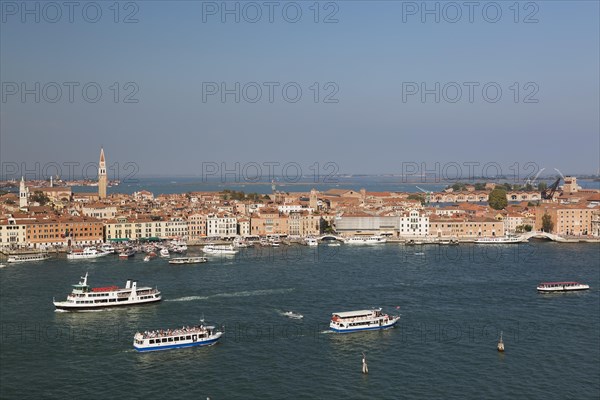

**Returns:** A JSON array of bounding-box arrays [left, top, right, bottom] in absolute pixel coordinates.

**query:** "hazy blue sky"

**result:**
[[1, 0, 599, 180]]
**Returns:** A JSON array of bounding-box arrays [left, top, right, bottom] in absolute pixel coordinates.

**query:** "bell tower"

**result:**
[[98, 148, 107, 199]]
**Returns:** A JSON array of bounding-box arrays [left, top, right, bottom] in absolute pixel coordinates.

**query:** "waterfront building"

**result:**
[[25, 216, 103, 248], [188, 213, 207, 240], [0, 217, 29, 248], [250, 208, 289, 236], [206, 213, 237, 238], [105, 216, 166, 241], [164, 217, 188, 239], [535, 204, 596, 236], [398, 210, 429, 237], [237, 217, 251, 237], [288, 212, 323, 237], [428, 216, 504, 238]]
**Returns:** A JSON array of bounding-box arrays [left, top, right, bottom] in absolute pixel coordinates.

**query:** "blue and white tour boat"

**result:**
[[133, 323, 223, 352], [330, 308, 400, 333]]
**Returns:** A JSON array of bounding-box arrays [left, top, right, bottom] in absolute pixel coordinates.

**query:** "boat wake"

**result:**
[[167, 288, 294, 302], [167, 295, 210, 302]]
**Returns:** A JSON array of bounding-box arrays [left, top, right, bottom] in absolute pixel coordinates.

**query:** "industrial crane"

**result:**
[[541, 178, 561, 200], [415, 186, 432, 205]]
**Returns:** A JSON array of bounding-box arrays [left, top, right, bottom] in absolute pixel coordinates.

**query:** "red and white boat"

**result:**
[[537, 281, 590, 293], [53, 273, 161, 311]]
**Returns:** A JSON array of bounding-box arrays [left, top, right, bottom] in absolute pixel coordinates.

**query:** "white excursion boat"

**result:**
[[327, 242, 341, 247], [343, 236, 387, 245], [53, 273, 161, 311], [474, 236, 524, 244], [330, 308, 400, 333], [7, 252, 51, 263], [159, 248, 170, 257], [203, 244, 238, 255], [99, 244, 116, 254], [169, 256, 208, 265], [305, 238, 319, 246], [537, 281, 590, 293], [67, 247, 109, 260], [133, 323, 223, 352]]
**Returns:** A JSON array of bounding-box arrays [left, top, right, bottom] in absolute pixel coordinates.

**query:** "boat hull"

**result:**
[[54, 297, 161, 311], [330, 318, 399, 333], [537, 287, 589, 293]]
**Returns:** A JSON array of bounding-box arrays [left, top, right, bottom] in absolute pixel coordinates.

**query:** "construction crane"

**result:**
[[541, 178, 561, 200], [415, 186, 432, 205]]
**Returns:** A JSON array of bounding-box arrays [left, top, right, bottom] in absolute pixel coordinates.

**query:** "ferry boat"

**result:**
[[343, 236, 387, 245], [169, 256, 208, 265], [7, 252, 51, 263], [474, 236, 524, 244], [330, 308, 400, 333], [118, 248, 136, 259], [203, 244, 238, 255], [305, 238, 319, 246], [53, 273, 161, 311], [537, 281, 590, 293], [99, 244, 116, 254], [67, 247, 109, 260], [133, 324, 223, 352]]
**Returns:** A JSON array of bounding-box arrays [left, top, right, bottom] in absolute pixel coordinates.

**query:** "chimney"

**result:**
[[126, 280, 131, 289]]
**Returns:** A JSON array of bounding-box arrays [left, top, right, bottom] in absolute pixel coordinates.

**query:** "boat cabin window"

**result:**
[[168, 338, 173, 342], [162, 338, 167, 343], [186, 335, 191, 340], [149, 339, 154, 344]]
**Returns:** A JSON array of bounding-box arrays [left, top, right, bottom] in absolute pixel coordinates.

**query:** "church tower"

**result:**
[[309, 188, 318, 210], [98, 148, 107, 199], [19, 176, 29, 209]]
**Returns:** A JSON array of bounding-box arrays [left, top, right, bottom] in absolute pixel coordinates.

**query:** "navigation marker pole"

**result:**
[[362, 352, 369, 374]]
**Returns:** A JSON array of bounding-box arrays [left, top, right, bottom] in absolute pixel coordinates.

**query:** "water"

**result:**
[[1, 242, 599, 399]]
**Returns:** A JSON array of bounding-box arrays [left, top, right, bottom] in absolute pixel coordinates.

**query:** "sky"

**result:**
[[1, 0, 599, 182]]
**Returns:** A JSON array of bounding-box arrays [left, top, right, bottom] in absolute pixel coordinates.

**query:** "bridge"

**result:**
[[318, 235, 344, 241], [518, 231, 570, 242]]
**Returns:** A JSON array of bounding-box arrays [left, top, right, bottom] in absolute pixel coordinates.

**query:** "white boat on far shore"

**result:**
[[343, 236, 387, 245], [7, 252, 51, 263], [169, 256, 208, 265], [67, 247, 109, 260], [203, 244, 238, 255], [474, 236, 524, 244]]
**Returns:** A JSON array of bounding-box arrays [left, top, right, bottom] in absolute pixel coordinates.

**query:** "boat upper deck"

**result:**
[[136, 325, 216, 340], [332, 308, 382, 319]]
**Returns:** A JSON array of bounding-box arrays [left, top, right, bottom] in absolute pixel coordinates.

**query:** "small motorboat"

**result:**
[[282, 311, 304, 320]]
